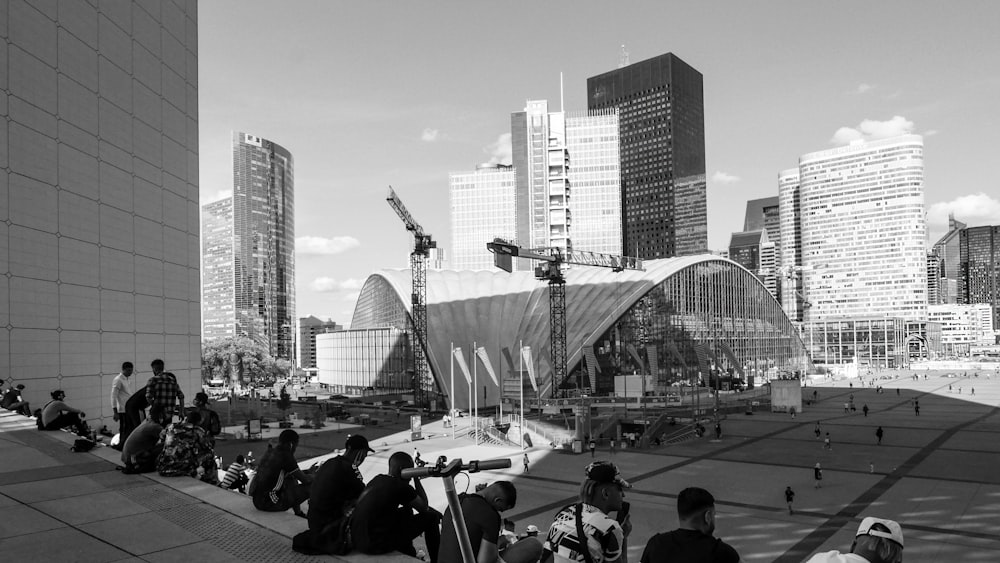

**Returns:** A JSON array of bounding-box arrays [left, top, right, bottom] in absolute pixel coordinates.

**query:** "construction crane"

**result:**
[[386, 186, 436, 408], [486, 239, 643, 397]]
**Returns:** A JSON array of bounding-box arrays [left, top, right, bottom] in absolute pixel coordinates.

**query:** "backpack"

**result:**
[[34, 409, 44, 430], [292, 515, 353, 556], [208, 410, 222, 436], [71, 438, 96, 452]]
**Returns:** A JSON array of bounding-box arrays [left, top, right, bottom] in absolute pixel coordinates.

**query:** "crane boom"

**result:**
[[387, 186, 426, 238]]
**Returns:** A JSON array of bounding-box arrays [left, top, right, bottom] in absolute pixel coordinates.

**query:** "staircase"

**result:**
[[0, 410, 38, 433]]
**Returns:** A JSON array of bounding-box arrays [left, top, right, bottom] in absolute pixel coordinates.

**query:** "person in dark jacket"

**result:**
[[640, 487, 740, 563]]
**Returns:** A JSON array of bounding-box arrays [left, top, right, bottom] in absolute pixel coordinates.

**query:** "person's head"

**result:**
[[149, 405, 168, 426], [525, 524, 539, 537], [851, 517, 903, 563], [580, 461, 630, 514], [676, 487, 718, 536], [344, 434, 375, 465], [235, 454, 245, 464], [479, 481, 517, 513], [194, 392, 209, 406], [151, 359, 164, 375], [388, 451, 414, 479], [278, 429, 300, 450], [122, 362, 134, 377], [15, 384, 25, 390], [184, 410, 202, 425], [50, 389, 66, 400]]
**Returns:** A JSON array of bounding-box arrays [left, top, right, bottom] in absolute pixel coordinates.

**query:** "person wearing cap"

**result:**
[[640, 487, 739, 563], [351, 451, 442, 561], [306, 434, 373, 534], [804, 517, 903, 563], [251, 429, 312, 517], [519, 524, 540, 540], [439, 480, 540, 563], [2, 383, 31, 416], [540, 460, 631, 563]]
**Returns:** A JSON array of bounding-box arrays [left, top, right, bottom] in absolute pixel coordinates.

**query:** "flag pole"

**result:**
[[474, 340, 479, 445], [520, 339, 524, 449], [451, 341, 455, 440]]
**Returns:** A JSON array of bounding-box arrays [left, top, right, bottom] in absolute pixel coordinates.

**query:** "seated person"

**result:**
[[308, 434, 372, 533], [351, 452, 442, 561], [40, 390, 89, 435], [251, 429, 312, 517], [156, 410, 217, 482], [439, 481, 542, 563], [2, 383, 31, 416], [189, 392, 222, 440], [121, 417, 164, 473], [220, 454, 250, 493]]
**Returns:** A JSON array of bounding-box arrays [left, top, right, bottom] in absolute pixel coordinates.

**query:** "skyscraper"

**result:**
[[931, 214, 967, 304], [778, 169, 804, 321], [960, 225, 1000, 332], [299, 315, 342, 369], [449, 164, 516, 270], [0, 1, 201, 419], [511, 100, 570, 255], [786, 135, 927, 322], [202, 132, 295, 360], [587, 53, 707, 258]]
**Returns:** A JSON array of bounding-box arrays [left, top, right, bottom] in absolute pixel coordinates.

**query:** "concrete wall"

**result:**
[[0, 0, 201, 426]]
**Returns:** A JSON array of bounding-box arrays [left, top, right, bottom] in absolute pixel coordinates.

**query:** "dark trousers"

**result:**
[[44, 413, 88, 435], [356, 507, 440, 563], [120, 392, 148, 446]]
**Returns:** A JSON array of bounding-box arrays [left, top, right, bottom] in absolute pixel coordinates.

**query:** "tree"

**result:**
[[201, 337, 290, 386]]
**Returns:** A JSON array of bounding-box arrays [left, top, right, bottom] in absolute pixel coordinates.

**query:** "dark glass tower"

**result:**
[[587, 53, 707, 259], [960, 225, 1000, 332]]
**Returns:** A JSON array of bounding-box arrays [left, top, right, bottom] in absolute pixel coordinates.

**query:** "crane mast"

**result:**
[[486, 239, 643, 397], [387, 186, 436, 408]]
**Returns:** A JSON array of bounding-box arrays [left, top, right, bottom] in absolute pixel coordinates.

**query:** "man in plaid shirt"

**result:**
[[145, 359, 184, 424]]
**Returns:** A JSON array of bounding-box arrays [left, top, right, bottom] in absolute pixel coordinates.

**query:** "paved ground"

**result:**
[[2, 370, 999, 561]]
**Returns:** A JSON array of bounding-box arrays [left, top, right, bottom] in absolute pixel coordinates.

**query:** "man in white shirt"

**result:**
[[110, 361, 134, 449], [805, 517, 903, 563]]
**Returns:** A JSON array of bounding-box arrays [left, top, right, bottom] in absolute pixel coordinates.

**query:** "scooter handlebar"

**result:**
[[399, 457, 512, 480]]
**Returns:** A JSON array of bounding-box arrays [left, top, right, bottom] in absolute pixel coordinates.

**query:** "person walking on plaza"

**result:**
[[785, 486, 795, 515], [824, 432, 832, 451], [109, 361, 134, 447], [914, 400, 920, 416], [589, 439, 597, 457], [814, 422, 821, 439], [814, 463, 823, 488], [714, 422, 722, 440], [876, 426, 884, 446], [2, 383, 31, 416], [523, 451, 530, 473], [145, 359, 184, 424], [862, 404, 869, 417], [610, 438, 617, 456], [804, 516, 903, 563], [640, 487, 740, 563], [541, 461, 631, 563]]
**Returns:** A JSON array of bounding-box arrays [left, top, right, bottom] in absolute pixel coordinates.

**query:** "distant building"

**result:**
[[928, 304, 995, 356], [315, 328, 410, 395], [730, 197, 781, 301], [960, 225, 1000, 331], [780, 136, 927, 323], [202, 132, 295, 360], [449, 164, 516, 270], [587, 52, 707, 259], [926, 250, 943, 306], [931, 214, 966, 304], [778, 169, 804, 321], [299, 316, 343, 369]]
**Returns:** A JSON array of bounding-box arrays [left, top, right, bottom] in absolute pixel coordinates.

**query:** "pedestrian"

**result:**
[[875, 426, 883, 446], [914, 400, 920, 416], [714, 422, 722, 440], [109, 362, 134, 442], [862, 404, 869, 417], [804, 516, 903, 563], [639, 487, 740, 563], [541, 461, 631, 563], [145, 359, 184, 425], [589, 439, 596, 458], [1, 383, 31, 417], [824, 432, 832, 451], [972, 387, 975, 395], [609, 438, 617, 456], [870, 461, 874, 474], [814, 463, 823, 488], [785, 486, 795, 515], [896, 388, 899, 396], [844, 402, 850, 413], [814, 422, 821, 439], [523, 451, 530, 474]]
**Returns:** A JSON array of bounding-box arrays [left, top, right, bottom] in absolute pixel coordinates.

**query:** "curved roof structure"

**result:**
[[352, 255, 808, 409]]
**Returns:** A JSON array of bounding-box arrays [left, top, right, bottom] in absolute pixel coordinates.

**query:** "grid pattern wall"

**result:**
[[960, 225, 1000, 331], [928, 304, 994, 354], [201, 198, 233, 340], [802, 318, 907, 367], [566, 110, 621, 256], [932, 217, 965, 304], [229, 132, 295, 360], [298, 317, 341, 369], [0, 0, 201, 421], [449, 166, 516, 270], [778, 169, 802, 320], [315, 328, 409, 393], [798, 135, 927, 322]]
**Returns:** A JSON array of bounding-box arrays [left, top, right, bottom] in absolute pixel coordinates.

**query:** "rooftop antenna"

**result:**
[[618, 44, 630, 68]]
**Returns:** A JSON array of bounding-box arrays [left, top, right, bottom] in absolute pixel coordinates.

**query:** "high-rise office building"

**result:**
[[778, 169, 803, 320], [511, 100, 570, 255], [731, 197, 782, 301], [449, 164, 516, 270], [299, 315, 342, 369], [782, 135, 927, 322], [202, 132, 295, 360], [960, 225, 1000, 331], [202, 198, 234, 339], [932, 214, 967, 304], [0, 1, 201, 420], [587, 52, 707, 258], [565, 109, 622, 257]]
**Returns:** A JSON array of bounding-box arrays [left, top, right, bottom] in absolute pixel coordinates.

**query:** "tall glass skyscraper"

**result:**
[[449, 164, 516, 270], [201, 132, 295, 360], [785, 135, 927, 322], [566, 109, 622, 257], [960, 225, 1000, 331], [587, 53, 707, 259]]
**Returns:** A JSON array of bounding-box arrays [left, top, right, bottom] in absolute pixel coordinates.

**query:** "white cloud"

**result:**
[[297, 236, 360, 255], [310, 277, 364, 293], [927, 193, 1000, 241], [421, 128, 440, 142], [711, 171, 741, 185], [830, 115, 914, 145], [484, 132, 512, 166], [856, 83, 873, 94], [923, 129, 939, 137], [342, 291, 361, 302], [204, 189, 232, 203]]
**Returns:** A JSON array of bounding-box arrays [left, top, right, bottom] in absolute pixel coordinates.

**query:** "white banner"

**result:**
[[453, 347, 473, 384], [521, 346, 538, 392], [475, 346, 499, 386]]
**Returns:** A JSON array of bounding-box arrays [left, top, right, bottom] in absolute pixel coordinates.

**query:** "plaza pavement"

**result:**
[[2, 370, 999, 561]]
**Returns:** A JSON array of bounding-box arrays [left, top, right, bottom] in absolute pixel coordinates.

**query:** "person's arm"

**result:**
[[55, 400, 84, 416], [145, 379, 155, 404], [476, 537, 499, 563]]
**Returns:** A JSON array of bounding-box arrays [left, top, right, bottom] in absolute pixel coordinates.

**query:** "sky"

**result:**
[[198, 0, 1000, 326]]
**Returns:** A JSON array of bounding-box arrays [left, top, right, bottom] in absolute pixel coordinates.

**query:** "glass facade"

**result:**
[[315, 328, 409, 394], [799, 318, 942, 367], [960, 225, 1000, 331], [565, 109, 622, 256], [931, 215, 966, 304], [587, 53, 707, 259], [448, 165, 516, 270], [201, 199, 235, 340], [778, 169, 803, 321]]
